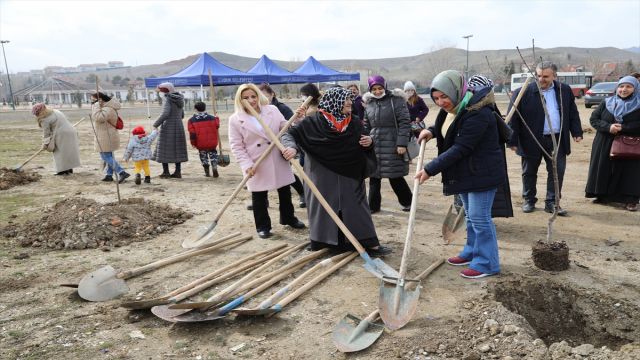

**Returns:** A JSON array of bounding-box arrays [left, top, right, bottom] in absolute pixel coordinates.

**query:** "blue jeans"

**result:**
[[458, 188, 500, 274], [100, 152, 124, 176]]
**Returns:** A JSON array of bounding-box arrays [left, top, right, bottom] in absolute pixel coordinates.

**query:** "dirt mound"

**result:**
[[0, 167, 41, 190], [1, 197, 192, 250]]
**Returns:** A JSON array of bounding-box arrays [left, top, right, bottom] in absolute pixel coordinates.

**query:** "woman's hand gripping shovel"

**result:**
[[243, 101, 399, 281], [181, 96, 314, 249], [333, 258, 444, 353], [378, 139, 427, 330]]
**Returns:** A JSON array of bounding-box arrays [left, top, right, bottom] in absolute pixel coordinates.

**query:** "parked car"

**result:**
[[584, 82, 617, 108]]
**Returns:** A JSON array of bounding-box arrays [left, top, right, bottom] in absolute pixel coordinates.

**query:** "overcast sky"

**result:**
[[1, 0, 638, 72]]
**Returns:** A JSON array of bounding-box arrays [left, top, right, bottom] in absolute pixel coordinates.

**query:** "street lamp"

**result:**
[[0, 40, 15, 110], [462, 34, 473, 79]]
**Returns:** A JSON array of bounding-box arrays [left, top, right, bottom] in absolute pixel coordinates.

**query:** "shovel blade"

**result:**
[[363, 258, 400, 280], [78, 265, 128, 302], [378, 278, 422, 330], [170, 310, 226, 323], [452, 207, 466, 232], [151, 305, 193, 322], [181, 222, 217, 248], [333, 314, 384, 353]]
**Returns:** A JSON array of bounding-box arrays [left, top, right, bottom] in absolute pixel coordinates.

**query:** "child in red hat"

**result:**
[[123, 126, 159, 184]]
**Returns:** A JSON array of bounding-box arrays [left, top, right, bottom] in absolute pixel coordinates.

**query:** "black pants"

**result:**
[[290, 175, 304, 196], [521, 134, 566, 206], [368, 176, 412, 211], [251, 185, 298, 232]]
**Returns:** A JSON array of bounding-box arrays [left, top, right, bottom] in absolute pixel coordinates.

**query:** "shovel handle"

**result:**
[[118, 235, 251, 279], [208, 96, 313, 226], [406, 259, 445, 291], [267, 252, 358, 316], [243, 102, 367, 255]]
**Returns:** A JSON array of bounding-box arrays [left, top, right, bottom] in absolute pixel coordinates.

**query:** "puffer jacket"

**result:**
[[153, 92, 188, 163], [188, 112, 220, 150], [362, 89, 411, 178], [123, 130, 159, 162], [91, 98, 121, 152], [425, 87, 505, 195]]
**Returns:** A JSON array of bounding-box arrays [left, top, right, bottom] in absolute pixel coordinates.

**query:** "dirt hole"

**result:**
[[491, 275, 638, 350], [1, 197, 192, 250], [0, 167, 41, 190]]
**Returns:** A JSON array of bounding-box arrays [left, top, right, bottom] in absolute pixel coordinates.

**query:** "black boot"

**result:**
[[118, 171, 131, 184], [170, 163, 182, 178], [211, 163, 219, 178], [203, 165, 211, 177], [135, 174, 141, 185], [144, 176, 151, 184], [159, 163, 171, 178], [102, 175, 113, 182]]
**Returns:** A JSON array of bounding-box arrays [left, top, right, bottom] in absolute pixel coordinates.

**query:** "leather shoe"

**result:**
[[286, 220, 306, 229], [544, 204, 568, 216], [257, 230, 272, 239], [522, 202, 535, 213], [367, 245, 392, 257], [118, 171, 130, 184]]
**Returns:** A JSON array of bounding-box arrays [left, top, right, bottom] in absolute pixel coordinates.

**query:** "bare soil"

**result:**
[[0, 168, 41, 190], [531, 240, 570, 271], [0, 98, 638, 360]]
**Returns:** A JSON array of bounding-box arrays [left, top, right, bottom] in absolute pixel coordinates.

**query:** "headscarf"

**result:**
[[32, 103, 53, 126], [368, 75, 385, 90], [403, 81, 416, 92], [31, 103, 47, 117], [467, 75, 494, 89], [158, 82, 176, 93], [430, 70, 472, 114], [318, 87, 353, 131], [605, 75, 640, 123]]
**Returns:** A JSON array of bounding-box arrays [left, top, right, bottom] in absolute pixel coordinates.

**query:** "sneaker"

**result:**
[[101, 175, 113, 182], [298, 195, 306, 208], [134, 174, 141, 185], [401, 205, 411, 212], [257, 230, 272, 239], [447, 256, 471, 266], [544, 204, 568, 216], [118, 171, 130, 184], [626, 203, 638, 212], [521, 202, 535, 213], [367, 246, 392, 257], [460, 268, 496, 279]]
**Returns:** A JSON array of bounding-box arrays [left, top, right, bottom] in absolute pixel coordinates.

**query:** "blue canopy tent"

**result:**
[[144, 52, 264, 88], [246, 55, 300, 84], [292, 56, 360, 83]]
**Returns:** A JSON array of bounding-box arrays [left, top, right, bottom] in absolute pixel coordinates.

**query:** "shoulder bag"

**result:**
[[610, 135, 640, 160]]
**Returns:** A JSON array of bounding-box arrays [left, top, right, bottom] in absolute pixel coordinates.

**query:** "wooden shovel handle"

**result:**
[[210, 96, 313, 225], [165, 244, 287, 298], [268, 252, 358, 315], [406, 259, 445, 291], [118, 234, 251, 279], [505, 76, 532, 124], [243, 102, 367, 255], [398, 139, 428, 278]]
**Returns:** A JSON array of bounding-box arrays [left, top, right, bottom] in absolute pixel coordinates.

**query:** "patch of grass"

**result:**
[[0, 193, 46, 224], [8, 329, 26, 338], [99, 341, 115, 349]]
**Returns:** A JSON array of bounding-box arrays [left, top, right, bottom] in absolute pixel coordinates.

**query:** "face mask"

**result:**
[[372, 92, 385, 99]]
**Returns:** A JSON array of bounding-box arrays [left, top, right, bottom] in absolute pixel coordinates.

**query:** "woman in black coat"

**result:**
[[585, 76, 640, 211]]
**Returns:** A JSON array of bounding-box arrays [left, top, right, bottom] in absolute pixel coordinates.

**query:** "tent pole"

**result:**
[[145, 88, 151, 127]]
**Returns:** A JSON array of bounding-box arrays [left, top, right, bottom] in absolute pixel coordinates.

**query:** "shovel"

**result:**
[[119, 244, 286, 310], [243, 102, 399, 281], [13, 117, 86, 172], [77, 233, 249, 301], [378, 139, 427, 330], [182, 96, 314, 248], [333, 259, 444, 352], [232, 251, 352, 316], [442, 204, 466, 244]]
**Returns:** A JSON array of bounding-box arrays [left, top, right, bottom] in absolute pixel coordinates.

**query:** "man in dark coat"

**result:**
[[507, 61, 583, 215]]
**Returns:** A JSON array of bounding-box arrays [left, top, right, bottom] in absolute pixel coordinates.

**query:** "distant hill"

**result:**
[[626, 47, 640, 54]]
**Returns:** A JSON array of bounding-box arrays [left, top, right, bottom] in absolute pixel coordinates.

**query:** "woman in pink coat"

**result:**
[[228, 83, 306, 238]]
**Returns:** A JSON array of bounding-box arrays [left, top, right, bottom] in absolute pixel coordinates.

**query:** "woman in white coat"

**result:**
[[32, 103, 81, 175]]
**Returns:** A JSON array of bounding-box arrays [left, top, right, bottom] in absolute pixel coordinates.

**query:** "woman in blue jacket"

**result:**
[[415, 70, 505, 279]]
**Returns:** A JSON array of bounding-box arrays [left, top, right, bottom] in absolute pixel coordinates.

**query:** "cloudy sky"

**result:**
[[1, 0, 638, 72]]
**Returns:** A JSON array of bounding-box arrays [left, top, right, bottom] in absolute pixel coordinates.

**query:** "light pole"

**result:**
[[0, 40, 15, 110], [462, 34, 473, 79]]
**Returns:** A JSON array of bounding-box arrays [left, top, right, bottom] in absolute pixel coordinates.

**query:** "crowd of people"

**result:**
[[27, 63, 640, 280]]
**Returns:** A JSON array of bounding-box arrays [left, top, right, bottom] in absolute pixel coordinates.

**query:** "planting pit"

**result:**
[[0, 167, 41, 190], [531, 240, 570, 271]]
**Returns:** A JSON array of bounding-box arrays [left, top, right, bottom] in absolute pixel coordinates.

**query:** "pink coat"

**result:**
[[228, 105, 294, 192]]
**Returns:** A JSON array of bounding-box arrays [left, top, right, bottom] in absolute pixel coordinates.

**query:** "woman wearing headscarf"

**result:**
[[32, 103, 81, 175], [91, 92, 130, 183], [281, 87, 391, 256], [153, 82, 188, 178], [228, 83, 305, 239], [416, 70, 505, 279], [362, 75, 413, 213], [585, 76, 640, 211], [403, 80, 429, 136]]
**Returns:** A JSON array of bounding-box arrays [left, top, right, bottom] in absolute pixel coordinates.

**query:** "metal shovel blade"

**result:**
[[378, 277, 422, 330], [181, 222, 217, 248], [150, 305, 193, 322], [333, 313, 384, 353], [169, 309, 227, 323], [442, 205, 465, 244], [363, 257, 400, 280], [77, 265, 129, 302], [120, 297, 172, 310]]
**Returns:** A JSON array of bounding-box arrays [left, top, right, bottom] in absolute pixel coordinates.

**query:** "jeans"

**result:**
[[458, 188, 500, 274], [521, 135, 566, 206], [100, 152, 124, 176], [251, 185, 298, 232], [368, 176, 412, 211]]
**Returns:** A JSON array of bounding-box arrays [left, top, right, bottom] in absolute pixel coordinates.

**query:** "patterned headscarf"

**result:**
[[467, 75, 494, 89], [606, 75, 640, 123], [31, 103, 47, 116], [319, 87, 354, 124]]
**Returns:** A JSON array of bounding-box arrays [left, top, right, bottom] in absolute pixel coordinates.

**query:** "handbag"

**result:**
[[610, 135, 640, 160], [108, 112, 124, 130], [390, 98, 417, 160]]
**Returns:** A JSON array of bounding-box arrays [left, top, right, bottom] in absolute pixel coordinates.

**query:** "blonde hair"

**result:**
[[233, 83, 270, 114]]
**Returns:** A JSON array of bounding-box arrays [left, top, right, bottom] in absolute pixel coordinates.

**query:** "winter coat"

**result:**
[[407, 96, 429, 122], [123, 130, 159, 162], [585, 103, 640, 201], [352, 95, 365, 123], [187, 112, 220, 151], [40, 109, 81, 172], [153, 92, 188, 163], [228, 105, 294, 192], [91, 98, 121, 152], [272, 98, 294, 119], [362, 89, 411, 178], [425, 87, 505, 195], [507, 80, 583, 158]]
